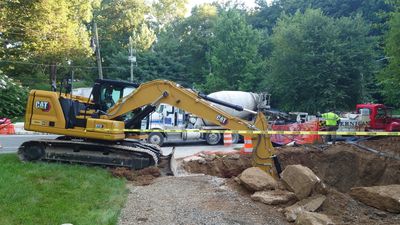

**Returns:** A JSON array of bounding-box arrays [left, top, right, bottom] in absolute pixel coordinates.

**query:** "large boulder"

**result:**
[[350, 184, 400, 213], [284, 195, 326, 222], [251, 190, 296, 205], [238, 167, 278, 191], [281, 165, 321, 200], [296, 212, 334, 225]]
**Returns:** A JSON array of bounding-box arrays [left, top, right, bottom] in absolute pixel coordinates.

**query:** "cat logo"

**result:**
[[35, 101, 51, 112], [216, 114, 228, 125]]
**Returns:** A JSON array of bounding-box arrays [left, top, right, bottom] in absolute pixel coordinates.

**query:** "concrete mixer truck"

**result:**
[[144, 91, 270, 145]]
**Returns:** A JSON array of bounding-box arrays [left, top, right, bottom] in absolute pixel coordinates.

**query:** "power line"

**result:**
[[0, 59, 129, 69]]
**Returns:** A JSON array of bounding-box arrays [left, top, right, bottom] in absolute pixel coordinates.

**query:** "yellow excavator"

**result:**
[[18, 79, 281, 177]]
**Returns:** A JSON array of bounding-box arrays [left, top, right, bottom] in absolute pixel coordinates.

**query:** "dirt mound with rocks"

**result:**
[[183, 138, 400, 192], [181, 137, 400, 225], [111, 166, 161, 186], [278, 141, 400, 192]]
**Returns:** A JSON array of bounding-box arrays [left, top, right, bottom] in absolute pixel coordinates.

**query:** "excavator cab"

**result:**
[[91, 79, 138, 112]]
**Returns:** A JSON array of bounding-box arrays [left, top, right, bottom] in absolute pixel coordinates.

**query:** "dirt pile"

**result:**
[[182, 137, 400, 224], [278, 141, 400, 192], [182, 152, 251, 178], [111, 166, 161, 186], [360, 136, 400, 156], [183, 138, 400, 192]]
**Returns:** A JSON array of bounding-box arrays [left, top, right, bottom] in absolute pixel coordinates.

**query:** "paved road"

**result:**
[[0, 135, 243, 158], [0, 135, 60, 153]]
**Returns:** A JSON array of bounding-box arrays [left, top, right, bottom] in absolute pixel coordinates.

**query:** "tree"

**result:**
[[0, 0, 98, 88], [0, 70, 29, 119], [267, 9, 374, 112], [121, 3, 219, 85], [202, 9, 265, 93], [152, 0, 188, 31], [94, 0, 189, 80], [378, 2, 400, 106], [250, 0, 393, 35]]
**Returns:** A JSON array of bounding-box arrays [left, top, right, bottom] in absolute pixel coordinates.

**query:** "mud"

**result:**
[[111, 166, 161, 186]]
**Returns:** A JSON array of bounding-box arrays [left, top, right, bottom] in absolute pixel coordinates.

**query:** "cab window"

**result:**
[[375, 107, 386, 119], [357, 108, 371, 116], [100, 86, 122, 111], [157, 104, 165, 113]]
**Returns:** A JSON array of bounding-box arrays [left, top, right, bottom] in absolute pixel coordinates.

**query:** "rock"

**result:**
[[183, 155, 203, 162], [295, 212, 334, 225], [281, 165, 321, 200], [238, 167, 278, 191], [313, 181, 328, 195], [198, 157, 207, 164], [251, 190, 296, 205], [233, 177, 241, 184], [227, 154, 240, 160], [284, 195, 326, 222], [350, 184, 400, 213], [374, 211, 387, 218], [204, 154, 216, 161], [276, 180, 289, 190]]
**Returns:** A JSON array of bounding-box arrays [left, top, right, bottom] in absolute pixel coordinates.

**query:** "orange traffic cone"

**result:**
[[240, 136, 253, 154], [223, 133, 233, 146]]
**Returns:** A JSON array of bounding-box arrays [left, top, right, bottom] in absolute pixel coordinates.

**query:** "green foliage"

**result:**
[[0, 71, 28, 119], [0, 154, 127, 225], [152, 0, 188, 30], [94, 0, 188, 80], [378, 9, 400, 106], [202, 9, 265, 93], [267, 9, 375, 112], [251, 0, 392, 36], [0, 0, 97, 87], [1, 0, 399, 113]]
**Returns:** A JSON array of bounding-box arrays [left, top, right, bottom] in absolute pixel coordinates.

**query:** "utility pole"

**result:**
[[128, 36, 137, 82], [93, 22, 103, 79]]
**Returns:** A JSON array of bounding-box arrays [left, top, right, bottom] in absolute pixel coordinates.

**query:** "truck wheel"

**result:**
[[232, 134, 240, 144], [148, 132, 164, 146], [205, 133, 221, 145]]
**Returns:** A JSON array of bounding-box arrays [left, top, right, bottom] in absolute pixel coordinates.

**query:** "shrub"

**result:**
[[0, 71, 29, 119]]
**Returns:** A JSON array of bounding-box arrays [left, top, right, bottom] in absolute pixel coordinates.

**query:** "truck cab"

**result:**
[[356, 103, 400, 131]]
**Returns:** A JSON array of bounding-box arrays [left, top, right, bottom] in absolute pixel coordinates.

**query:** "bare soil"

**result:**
[[358, 136, 400, 157], [182, 137, 400, 224], [277, 141, 400, 192], [183, 153, 252, 178], [111, 166, 161, 186]]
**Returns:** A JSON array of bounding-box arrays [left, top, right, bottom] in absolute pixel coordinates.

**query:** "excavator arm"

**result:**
[[103, 80, 279, 176]]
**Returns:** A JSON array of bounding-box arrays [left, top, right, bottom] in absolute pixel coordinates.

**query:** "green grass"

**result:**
[[0, 154, 127, 225]]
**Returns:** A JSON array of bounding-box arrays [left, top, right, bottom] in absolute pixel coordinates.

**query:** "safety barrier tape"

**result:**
[[84, 128, 400, 136]]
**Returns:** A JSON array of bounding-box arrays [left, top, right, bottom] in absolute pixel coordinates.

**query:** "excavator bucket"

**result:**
[[158, 147, 176, 176]]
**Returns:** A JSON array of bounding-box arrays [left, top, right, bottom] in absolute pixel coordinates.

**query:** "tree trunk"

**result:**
[[50, 63, 57, 91]]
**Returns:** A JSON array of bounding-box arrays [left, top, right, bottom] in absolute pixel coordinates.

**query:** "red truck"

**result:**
[[356, 103, 400, 131]]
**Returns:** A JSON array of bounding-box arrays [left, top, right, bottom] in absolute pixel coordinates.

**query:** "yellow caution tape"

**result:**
[[85, 128, 400, 136]]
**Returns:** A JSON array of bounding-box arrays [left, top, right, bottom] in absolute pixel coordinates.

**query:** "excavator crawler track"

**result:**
[[17, 137, 161, 170]]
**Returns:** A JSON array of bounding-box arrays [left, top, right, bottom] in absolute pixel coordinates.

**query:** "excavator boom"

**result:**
[[19, 79, 279, 176]]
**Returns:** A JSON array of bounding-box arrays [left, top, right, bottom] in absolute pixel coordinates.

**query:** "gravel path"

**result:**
[[118, 175, 288, 225]]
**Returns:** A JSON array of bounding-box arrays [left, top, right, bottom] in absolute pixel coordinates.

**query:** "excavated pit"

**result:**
[[183, 137, 400, 192]]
